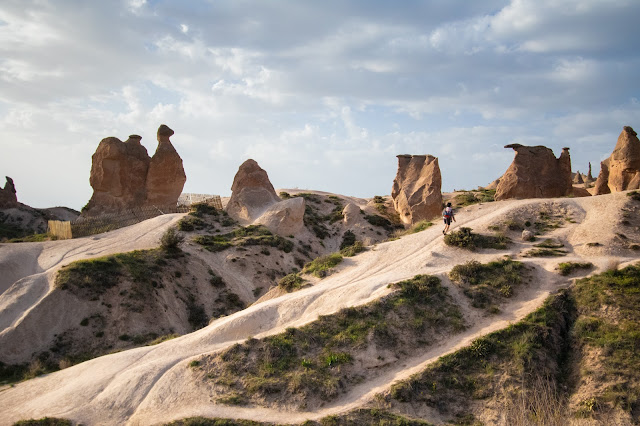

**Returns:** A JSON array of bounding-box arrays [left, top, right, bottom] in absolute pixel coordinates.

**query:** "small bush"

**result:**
[[303, 253, 343, 278], [627, 190, 640, 201], [340, 241, 365, 257], [160, 227, 184, 252], [444, 227, 509, 251], [278, 273, 307, 292], [524, 248, 567, 257], [279, 191, 292, 199], [340, 230, 357, 250], [557, 262, 593, 276]]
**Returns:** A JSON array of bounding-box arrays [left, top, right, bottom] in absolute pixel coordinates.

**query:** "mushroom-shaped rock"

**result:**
[[226, 159, 280, 223], [607, 126, 640, 192], [391, 154, 442, 226], [254, 197, 305, 236], [495, 145, 573, 201], [0, 176, 18, 208], [342, 203, 361, 226], [145, 125, 187, 207]]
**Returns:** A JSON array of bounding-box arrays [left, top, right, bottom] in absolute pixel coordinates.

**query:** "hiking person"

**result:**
[[442, 202, 456, 235]]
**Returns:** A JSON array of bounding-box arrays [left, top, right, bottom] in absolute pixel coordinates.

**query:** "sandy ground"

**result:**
[[0, 193, 638, 425]]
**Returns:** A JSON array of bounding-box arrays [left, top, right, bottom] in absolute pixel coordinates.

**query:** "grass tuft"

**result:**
[[444, 227, 509, 251]]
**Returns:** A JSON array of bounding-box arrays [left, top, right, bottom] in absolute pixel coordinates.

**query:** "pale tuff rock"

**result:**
[[391, 154, 443, 226], [226, 159, 281, 223], [572, 186, 592, 197], [342, 203, 361, 226], [522, 230, 534, 241], [495, 145, 572, 201], [254, 197, 305, 236], [0, 176, 18, 208]]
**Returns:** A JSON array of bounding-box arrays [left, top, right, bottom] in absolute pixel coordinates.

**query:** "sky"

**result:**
[[1, 0, 639, 210]]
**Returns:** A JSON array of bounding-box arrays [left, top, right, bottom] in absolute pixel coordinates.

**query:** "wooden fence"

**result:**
[[48, 197, 224, 240], [178, 193, 223, 209], [47, 220, 72, 240]]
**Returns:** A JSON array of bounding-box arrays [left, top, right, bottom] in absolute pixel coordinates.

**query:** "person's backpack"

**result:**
[[443, 207, 453, 219]]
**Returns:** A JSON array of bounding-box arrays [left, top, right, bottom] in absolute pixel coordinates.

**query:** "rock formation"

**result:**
[[572, 186, 591, 197], [145, 125, 187, 207], [495, 145, 572, 201], [594, 161, 611, 195], [587, 162, 594, 182], [606, 126, 640, 192], [84, 125, 186, 216], [342, 203, 361, 226], [226, 159, 282, 224], [226, 159, 306, 235], [573, 172, 584, 184], [391, 154, 442, 226], [0, 177, 18, 208], [254, 197, 305, 236]]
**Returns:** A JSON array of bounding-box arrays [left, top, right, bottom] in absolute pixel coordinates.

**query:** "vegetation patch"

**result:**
[[557, 262, 593, 276], [627, 190, 640, 202], [302, 253, 343, 278], [571, 263, 640, 419], [364, 214, 400, 232], [452, 188, 496, 207], [339, 230, 356, 250], [444, 227, 509, 251], [339, 241, 365, 257], [524, 248, 568, 257], [13, 418, 73, 426], [393, 220, 434, 238], [165, 418, 264, 426], [198, 275, 465, 409], [278, 273, 307, 292], [386, 291, 575, 423], [193, 225, 293, 253], [449, 259, 527, 311]]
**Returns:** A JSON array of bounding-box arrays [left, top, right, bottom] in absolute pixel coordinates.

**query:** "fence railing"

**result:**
[[48, 196, 224, 240], [178, 193, 223, 209]]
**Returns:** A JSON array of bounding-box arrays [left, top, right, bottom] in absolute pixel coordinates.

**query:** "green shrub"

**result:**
[[557, 262, 593, 276], [339, 230, 356, 250], [279, 191, 291, 199], [189, 202, 219, 218], [627, 190, 640, 202], [340, 241, 365, 257], [444, 227, 509, 251], [303, 253, 343, 278], [160, 227, 184, 252], [278, 273, 307, 292], [524, 248, 567, 257]]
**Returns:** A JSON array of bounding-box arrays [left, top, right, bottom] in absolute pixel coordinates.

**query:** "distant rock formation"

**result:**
[[495, 145, 572, 201], [587, 162, 594, 182], [84, 125, 186, 216], [0, 177, 18, 208], [391, 154, 442, 226], [226, 159, 281, 223], [573, 171, 584, 185]]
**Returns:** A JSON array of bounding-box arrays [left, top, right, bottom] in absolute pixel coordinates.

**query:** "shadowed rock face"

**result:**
[[84, 125, 186, 216], [391, 154, 442, 226], [145, 125, 187, 207], [606, 126, 640, 192], [226, 159, 281, 223], [495, 145, 572, 201], [0, 176, 18, 208], [594, 161, 611, 195]]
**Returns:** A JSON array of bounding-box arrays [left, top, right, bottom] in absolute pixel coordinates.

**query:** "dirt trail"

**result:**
[[0, 193, 638, 426]]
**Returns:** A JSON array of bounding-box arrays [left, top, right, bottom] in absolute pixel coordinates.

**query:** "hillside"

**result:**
[[0, 191, 639, 425]]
